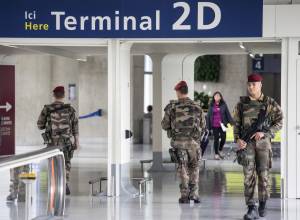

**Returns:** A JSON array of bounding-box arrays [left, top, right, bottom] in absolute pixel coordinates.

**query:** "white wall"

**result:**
[[263, 5, 300, 37], [78, 56, 108, 142], [15, 55, 52, 146], [51, 56, 79, 111], [13, 54, 103, 146]]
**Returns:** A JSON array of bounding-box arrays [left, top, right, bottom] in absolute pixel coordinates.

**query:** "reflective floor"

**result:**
[[0, 142, 298, 220]]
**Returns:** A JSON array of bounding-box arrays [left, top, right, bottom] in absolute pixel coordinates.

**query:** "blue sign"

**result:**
[[79, 109, 102, 119], [0, 0, 263, 38], [253, 57, 264, 71]]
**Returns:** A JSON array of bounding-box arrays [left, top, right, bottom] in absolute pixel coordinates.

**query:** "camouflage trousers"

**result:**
[[171, 138, 201, 198], [243, 139, 272, 206], [9, 165, 30, 198], [62, 147, 72, 185], [48, 140, 74, 185]]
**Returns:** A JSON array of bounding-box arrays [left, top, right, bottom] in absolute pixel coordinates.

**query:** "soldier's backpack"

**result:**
[[45, 104, 73, 137], [171, 100, 201, 140]]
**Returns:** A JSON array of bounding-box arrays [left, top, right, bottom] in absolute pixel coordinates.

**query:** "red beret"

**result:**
[[248, 73, 263, 82], [53, 86, 65, 94], [174, 81, 187, 91]]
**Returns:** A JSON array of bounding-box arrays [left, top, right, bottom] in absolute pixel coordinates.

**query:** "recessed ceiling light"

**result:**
[[239, 42, 245, 50], [249, 53, 255, 58], [76, 58, 87, 62], [2, 44, 18, 48]]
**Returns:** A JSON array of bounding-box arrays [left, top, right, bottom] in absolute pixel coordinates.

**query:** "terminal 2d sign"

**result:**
[[0, 0, 262, 38]]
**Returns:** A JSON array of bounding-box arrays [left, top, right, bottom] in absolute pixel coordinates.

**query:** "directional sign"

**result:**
[[0, 0, 263, 38], [0, 65, 15, 156], [253, 56, 264, 72], [0, 102, 12, 112]]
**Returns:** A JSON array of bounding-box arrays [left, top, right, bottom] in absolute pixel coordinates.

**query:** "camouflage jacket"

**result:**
[[161, 97, 206, 141], [233, 94, 283, 142], [37, 101, 79, 144]]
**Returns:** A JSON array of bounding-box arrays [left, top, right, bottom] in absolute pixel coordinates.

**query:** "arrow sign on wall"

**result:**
[[0, 102, 12, 112], [79, 109, 102, 119]]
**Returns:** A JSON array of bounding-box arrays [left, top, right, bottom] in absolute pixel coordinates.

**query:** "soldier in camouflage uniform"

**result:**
[[37, 86, 79, 195], [5, 111, 30, 202], [6, 166, 30, 202], [233, 73, 283, 220], [162, 81, 206, 204]]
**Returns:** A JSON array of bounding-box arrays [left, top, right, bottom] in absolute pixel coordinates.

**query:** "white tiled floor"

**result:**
[[0, 142, 297, 220]]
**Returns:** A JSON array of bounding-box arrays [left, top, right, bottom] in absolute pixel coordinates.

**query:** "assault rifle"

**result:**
[[235, 104, 269, 166]]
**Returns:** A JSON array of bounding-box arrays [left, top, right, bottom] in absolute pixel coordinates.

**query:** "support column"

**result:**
[[281, 38, 300, 199], [107, 40, 137, 196], [149, 54, 166, 172], [131, 56, 145, 144]]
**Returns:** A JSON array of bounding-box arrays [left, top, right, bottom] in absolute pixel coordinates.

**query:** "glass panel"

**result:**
[[0, 160, 49, 220]]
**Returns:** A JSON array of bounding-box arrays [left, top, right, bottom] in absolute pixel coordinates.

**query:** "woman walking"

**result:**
[[207, 91, 234, 160]]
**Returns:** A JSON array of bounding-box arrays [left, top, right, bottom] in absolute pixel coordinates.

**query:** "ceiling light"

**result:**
[[249, 53, 255, 59], [76, 58, 87, 62], [239, 42, 245, 50], [2, 44, 18, 48]]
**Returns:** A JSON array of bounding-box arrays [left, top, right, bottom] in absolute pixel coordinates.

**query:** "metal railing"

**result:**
[[0, 147, 66, 217]]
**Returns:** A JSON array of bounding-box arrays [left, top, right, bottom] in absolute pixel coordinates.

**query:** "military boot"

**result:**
[[178, 196, 189, 204], [244, 205, 259, 220], [179, 184, 189, 203], [6, 193, 17, 202], [189, 195, 201, 204], [258, 201, 267, 217], [188, 184, 200, 203], [66, 184, 70, 195]]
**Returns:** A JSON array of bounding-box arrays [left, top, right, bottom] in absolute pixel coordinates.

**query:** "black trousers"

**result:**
[[212, 127, 226, 155]]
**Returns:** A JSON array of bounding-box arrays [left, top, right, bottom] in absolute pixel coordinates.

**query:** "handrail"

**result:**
[[0, 147, 65, 217], [0, 147, 62, 170]]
